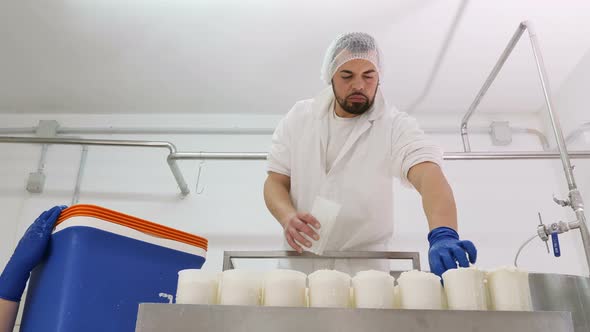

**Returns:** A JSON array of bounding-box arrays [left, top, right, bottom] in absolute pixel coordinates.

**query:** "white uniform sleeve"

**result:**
[[390, 112, 443, 188], [267, 110, 293, 177]]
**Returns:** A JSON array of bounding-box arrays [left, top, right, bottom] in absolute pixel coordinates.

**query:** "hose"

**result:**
[[514, 234, 539, 267]]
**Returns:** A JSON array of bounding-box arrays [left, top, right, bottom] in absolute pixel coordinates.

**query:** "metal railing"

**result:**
[[2, 136, 590, 197], [222, 250, 421, 272], [0, 136, 190, 196]]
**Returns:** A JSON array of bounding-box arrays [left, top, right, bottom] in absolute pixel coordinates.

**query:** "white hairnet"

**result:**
[[320, 32, 382, 85]]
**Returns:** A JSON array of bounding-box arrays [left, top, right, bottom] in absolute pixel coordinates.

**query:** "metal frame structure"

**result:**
[[221, 250, 421, 271], [460, 21, 590, 273]]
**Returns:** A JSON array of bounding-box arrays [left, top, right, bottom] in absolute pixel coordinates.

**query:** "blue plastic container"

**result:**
[[20, 212, 207, 332]]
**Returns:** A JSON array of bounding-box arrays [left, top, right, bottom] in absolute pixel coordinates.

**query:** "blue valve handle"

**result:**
[[551, 232, 561, 257]]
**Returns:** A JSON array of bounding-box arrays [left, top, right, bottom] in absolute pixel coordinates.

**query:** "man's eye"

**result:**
[[363, 75, 375, 80], [341, 76, 352, 79]]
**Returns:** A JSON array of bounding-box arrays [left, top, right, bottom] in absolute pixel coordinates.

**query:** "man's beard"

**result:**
[[332, 86, 376, 115]]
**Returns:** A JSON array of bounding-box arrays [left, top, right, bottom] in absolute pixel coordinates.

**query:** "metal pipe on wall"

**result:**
[[72, 146, 88, 205], [424, 126, 550, 151], [58, 127, 274, 136], [518, 128, 550, 150], [525, 21, 576, 189], [170, 152, 269, 161], [444, 151, 590, 160], [565, 122, 590, 145], [460, 23, 527, 152], [0, 136, 190, 196], [0, 136, 177, 152], [37, 144, 48, 172], [5, 136, 590, 196], [460, 20, 590, 275], [171, 151, 590, 161], [55, 126, 554, 151], [0, 124, 552, 151], [2, 136, 589, 163]]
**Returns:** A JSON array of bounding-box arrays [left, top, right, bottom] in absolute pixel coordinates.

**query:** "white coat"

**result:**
[[267, 86, 443, 275]]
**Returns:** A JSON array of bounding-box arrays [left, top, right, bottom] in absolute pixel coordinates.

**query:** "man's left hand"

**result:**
[[428, 226, 477, 278]]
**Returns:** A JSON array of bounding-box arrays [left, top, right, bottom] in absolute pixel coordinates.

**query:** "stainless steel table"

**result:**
[[135, 304, 574, 332]]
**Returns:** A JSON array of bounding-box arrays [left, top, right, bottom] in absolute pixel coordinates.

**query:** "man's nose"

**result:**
[[351, 77, 365, 92]]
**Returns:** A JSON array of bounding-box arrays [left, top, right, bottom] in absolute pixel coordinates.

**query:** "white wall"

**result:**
[[2, 109, 587, 278], [545, 48, 590, 138]]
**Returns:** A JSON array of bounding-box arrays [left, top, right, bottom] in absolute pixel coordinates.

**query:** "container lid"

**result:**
[[57, 204, 208, 251]]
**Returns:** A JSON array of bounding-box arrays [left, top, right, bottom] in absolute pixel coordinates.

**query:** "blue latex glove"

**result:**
[[0, 205, 66, 302], [428, 226, 477, 278]]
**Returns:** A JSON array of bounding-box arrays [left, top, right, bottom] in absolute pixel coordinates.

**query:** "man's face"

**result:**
[[331, 59, 379, 116]]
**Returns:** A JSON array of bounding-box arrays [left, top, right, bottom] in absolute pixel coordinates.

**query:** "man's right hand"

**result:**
[[282, 212, 321, 253]]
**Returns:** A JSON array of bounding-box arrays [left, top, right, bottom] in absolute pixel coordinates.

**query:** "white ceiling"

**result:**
[[1, 0, 589, 114]]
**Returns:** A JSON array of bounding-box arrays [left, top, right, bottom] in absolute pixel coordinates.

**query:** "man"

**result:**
[[263, 32, 476, 277], [0, 206, 66, 332]]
